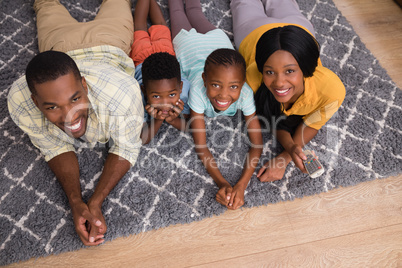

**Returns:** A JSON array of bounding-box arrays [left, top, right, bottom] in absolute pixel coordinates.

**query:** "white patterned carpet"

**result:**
[[0, 0, 401, 265]]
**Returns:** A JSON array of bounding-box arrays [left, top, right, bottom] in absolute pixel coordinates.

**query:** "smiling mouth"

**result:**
[[215, 100, 230, 108], [275, 88, 291, 96], [65, 117, 82, 132]]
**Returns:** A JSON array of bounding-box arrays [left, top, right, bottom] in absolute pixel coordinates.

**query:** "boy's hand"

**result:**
[[145, 104, 168, 121], [216, 183, 232, 207], [165, 99, 184, 123], [227, 184, 245, 210]]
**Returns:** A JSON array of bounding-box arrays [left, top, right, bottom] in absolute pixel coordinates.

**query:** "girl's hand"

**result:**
[[216, 184, 232, 207], [227, 184, 245, 210]]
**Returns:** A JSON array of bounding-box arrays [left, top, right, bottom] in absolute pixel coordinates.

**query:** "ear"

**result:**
[[31, 94, 39, 108], [202, 72, 206, 87], [81, 76, 88, 94], [179, 81, 183, 94], [140, 84, 146, 94]]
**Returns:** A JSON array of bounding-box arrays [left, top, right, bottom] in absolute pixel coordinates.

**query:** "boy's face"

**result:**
[[144, 78, 183, 116], [31, 72, 90, 139], [203, 64, 245, 112]]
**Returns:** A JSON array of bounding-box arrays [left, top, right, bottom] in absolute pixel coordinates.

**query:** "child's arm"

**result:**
[[190, 109, 232, 207], [141, 119, 164, 145], [228, 112, 263, 210], [257, 122, 318, 182], [140, 104, 165, 144]]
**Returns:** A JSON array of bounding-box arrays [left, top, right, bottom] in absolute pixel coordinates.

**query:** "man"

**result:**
[[7, 0, 143, 246]]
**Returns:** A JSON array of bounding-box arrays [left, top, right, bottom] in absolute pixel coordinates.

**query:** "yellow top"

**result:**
[[239, 24, 345, 130]]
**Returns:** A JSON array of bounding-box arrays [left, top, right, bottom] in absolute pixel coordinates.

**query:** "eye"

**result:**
[[212, 84, 220, 88], [152, 95, 160, 99], [265, 70, 274, 75], [169, 93, 176, 97], [72, 97, 80, 102], [230, 85, 239, 90], [286, 69, 295, 74], [46, 106, 57, 110]]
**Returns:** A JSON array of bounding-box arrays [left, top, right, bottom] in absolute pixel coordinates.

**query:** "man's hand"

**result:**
[[71, 201, 105, 246]]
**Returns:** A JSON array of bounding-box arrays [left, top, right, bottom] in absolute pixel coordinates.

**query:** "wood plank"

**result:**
[[195, 224, 402, 268], [8, 175, 402, 267]]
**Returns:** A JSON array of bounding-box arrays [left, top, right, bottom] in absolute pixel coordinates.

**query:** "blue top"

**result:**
[[173, 28, 256, 117]]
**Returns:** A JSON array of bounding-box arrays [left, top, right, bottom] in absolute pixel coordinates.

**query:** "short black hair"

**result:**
[[255, 25, 320, 78], [26, 50, 81, 95], [142, 52, 181, 89], [204, 48, 246, 80]]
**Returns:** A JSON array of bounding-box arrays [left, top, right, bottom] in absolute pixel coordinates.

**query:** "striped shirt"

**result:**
[[7, 45, 143, 165], [173, 28, 256, 117]]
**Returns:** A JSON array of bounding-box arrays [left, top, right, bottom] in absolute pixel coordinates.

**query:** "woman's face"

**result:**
[[261, 50, 304, 109]]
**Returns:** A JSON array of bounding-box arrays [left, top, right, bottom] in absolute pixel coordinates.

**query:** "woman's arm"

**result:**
[[276, 123, 318, 172], [257, 122, 318, 182]]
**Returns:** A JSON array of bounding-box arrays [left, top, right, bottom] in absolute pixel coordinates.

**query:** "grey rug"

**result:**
[[1, 0, 401, 265]]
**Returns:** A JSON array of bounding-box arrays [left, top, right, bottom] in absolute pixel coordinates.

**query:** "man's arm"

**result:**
[[86, 153, 131, 238], [47, 152, 105, 246]]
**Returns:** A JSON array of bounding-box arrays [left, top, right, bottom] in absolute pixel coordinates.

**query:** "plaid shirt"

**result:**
[[8, 45, 143, 166]]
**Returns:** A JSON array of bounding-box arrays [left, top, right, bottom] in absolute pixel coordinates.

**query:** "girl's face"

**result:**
[[203, 64, 245, 112], [262, 50, 304, 109]]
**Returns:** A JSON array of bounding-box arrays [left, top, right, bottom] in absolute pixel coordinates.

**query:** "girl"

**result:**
[[231, 0, 346, 181], [168, 0, 263, 210]]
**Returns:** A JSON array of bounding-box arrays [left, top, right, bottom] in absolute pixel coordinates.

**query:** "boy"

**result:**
[[130, 0, 190, 144], [140, 52, 190, 144]]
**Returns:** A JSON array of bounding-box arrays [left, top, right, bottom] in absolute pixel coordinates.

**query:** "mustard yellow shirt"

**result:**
[[239, 24, 345, 130]]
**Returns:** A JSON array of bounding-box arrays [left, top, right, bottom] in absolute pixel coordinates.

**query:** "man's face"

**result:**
[[31, 72, 90, 139]]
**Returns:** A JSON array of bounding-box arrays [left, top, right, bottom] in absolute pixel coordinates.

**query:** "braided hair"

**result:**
[[204, 48, 246, 79]]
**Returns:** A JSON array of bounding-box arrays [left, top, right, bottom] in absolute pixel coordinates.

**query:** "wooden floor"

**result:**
[[8, 0, 402, 267]]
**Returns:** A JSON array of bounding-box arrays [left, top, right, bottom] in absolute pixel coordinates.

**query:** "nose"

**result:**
[[218, 87, 230, 98], [61, 104, 79, 123], [273, 74, 285, 87]]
